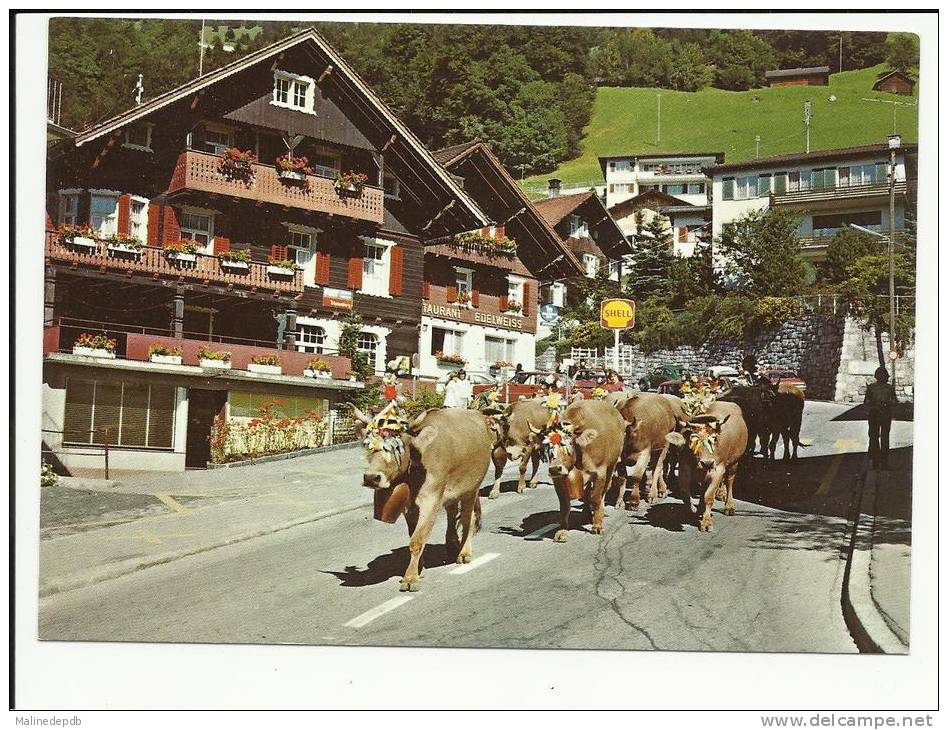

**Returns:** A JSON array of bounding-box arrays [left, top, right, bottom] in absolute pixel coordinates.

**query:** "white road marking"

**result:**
[[343, 595, 414, 628], [449, 552, 500, 575], [524, 523, 558, 540]]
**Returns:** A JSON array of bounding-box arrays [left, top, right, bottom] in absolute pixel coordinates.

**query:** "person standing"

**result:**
[[444, 368, 473, 409], [865, 366, 897, 470], [605, 370, 624, 393]]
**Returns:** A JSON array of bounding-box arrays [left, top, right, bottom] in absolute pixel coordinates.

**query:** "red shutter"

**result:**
[[162, 205, 180, 243], [447, 285, 458, 303], [315, 252, 331, 285], [521, 282, 531, 318], [147, 204, 161, 245], [45, 210, 54, 232], [270, 244, 289, 262], [388, 245, 404, 296], [496, 224, 505, 239], [214, 236, 231, 255], [421, 280, 430, 299], [471, 289, 480, 308], [348, 255, 363, 289], [117, 194, 131, 236], [499, 295, 508, 311]]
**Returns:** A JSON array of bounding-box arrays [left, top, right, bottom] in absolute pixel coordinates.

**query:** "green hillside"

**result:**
[[523, 64, 919, 190]]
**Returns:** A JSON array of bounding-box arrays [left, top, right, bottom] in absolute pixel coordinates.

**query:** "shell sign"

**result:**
[[600, 298, 635, 329]]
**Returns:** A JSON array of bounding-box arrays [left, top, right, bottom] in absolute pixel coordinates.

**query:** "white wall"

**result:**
[[418, 315, 534, 378], [296, 315, 390, 375]]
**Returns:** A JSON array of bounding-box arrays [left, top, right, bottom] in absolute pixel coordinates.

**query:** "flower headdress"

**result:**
[[539, 392, 573, 459], [362, 401, 411, 456], [681, 376, 720, 419]]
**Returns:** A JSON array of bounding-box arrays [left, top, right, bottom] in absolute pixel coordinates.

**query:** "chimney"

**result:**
[[547, 178, 561, 198]]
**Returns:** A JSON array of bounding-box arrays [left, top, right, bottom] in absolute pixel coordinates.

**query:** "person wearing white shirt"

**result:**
[[444, 369, 473, 409]]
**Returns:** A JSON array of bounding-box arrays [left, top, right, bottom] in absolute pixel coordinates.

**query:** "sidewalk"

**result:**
[[844, 446, 912, 653]]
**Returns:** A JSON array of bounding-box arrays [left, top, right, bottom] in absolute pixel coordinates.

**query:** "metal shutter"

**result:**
[[147, 385, 176, 448], [63, 379, 95, 444]]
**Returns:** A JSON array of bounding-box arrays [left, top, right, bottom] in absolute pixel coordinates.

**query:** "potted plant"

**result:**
[[435, 351, 466, 367], [304, 357, 333, 379], [164, 240, 199, 263], [73, 332, 116, 359], [275, 155, 312, 182], [493, 360, 514, 370], [334, 170, 369, 196], [505, 300, 523, 314], [218, 248, 251, 271], [456, 290, 472, 306], [58, 224, 97, 251], [218, 147, 257, 183], [199, 346, 231, 369], [451, 230, 518, 257], [148, 343, 183, 365], [248, 353, 282, 375], [266, 257, 297, 277], [106, 234, 144, 257]]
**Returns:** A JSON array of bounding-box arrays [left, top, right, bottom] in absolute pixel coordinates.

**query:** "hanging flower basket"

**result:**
[[276, 155, 313, 183], [199, 346, 231, 369], [435, 351, 466, 367], [334, 171, 368, 197], [106, 235, 144, 258], [218, 147, 257, 184], [148, 343, 183, 365], [58, 225, 97, 251], [248, 354, 282, 375], [73, 332, 116, 359], [218, 249, 250, 271], [164, 241, 199, 264]]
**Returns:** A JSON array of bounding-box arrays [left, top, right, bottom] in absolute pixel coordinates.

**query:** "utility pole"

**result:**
[[803, 101, 812, 153], [198, 19, 207, 77], [839, 31, 843, 73], [755, 135, 761, 159], [656, 93, 661, 145], [887, 135, 900, 387]]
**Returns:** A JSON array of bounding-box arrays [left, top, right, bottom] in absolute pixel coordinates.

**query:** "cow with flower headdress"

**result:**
[[530, 394, 626, 541], [664, 400, 747, 532], [478, 394, 549, 499], [348, 400, 492, 592]]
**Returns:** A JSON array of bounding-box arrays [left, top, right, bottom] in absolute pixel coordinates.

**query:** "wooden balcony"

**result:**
[[771, 180, 908, 207], [45, 231, 303, 296], [166, 150, 385, 225]]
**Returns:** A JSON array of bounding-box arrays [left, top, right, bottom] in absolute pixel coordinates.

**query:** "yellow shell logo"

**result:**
[[600, 299, 635, 329]]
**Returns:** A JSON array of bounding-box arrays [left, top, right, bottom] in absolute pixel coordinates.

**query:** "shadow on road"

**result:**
[[324, 542, 454, 587], [830, 402, 914, 422]]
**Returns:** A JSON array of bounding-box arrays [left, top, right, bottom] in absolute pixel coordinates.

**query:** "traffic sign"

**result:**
[[600, 298, 635, 329], [539, 303, 560, 324]]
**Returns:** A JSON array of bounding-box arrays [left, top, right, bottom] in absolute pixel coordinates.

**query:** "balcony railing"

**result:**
[[166, 150, 385, 225], [797, 230, 911, 253], [771, 180, 909, 206], [43, 319, 353, 380], [45, 231, 303, 295]]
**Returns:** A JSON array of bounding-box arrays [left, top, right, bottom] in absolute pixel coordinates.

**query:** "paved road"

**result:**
[[38, 401, 912, 653]]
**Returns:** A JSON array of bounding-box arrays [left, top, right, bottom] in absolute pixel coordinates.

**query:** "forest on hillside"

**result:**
[[48, 18, 917, 175]]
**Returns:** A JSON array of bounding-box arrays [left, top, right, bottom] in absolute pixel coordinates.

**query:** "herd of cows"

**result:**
[[348, 379, 806, 592]]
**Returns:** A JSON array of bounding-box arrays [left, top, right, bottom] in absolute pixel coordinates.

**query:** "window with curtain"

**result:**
[[485, 337, 514, 364], [89, 194, 119, 236], [59, 192, 79, 226], [130, 198, 148, 241], [430, 328, 463, 357], [63, 379, 175, 448], [179, 210, 213, 250]]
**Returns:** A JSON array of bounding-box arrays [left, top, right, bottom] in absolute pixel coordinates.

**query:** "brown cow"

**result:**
[[538, 399, 626, 541], [666, 400, 748, 531], [612, 392, 681, 510], [351, 406, 491, 592], [484, 399, 548, 499], [766, 385, 805, 460]]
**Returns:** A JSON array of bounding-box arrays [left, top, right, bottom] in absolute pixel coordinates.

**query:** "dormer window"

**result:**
[[272, 71, 315, 114], [123, 123, 153, 152], [569, 215, 588, 238]]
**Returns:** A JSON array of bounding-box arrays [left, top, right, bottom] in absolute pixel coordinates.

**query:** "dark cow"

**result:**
[[718, 383, 776, 458], [765, 385, 805, 460]]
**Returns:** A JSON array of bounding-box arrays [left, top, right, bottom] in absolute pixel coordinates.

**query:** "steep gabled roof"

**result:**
[[533, 191, 629, 261], [532, 191, 593, 227], [873, 70, 916, 89], [608, 190, 698, 217], [431, 140, 481, 166], [73, 28, 488, 230]]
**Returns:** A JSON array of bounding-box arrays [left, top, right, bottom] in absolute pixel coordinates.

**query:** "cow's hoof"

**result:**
[[488, 490, 500, 500], [553, 529, 569, 542], [724, 506, 735, 516], [517, 484, 525, 494], [456, 552, 472, 564], [590, 524, 603, 535], [614, 501, 626, 511], [657, 489, 668, 499], [528, 481, 539, 489], [399, 578, 420, 592], [700, 521, 713, 532]]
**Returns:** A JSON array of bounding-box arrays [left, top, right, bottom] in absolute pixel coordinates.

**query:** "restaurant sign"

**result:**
[[322, 287, 354, 310], [422, 302, 524, 331]]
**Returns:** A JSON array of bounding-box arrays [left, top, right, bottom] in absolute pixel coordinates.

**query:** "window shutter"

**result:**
[[162, 205, 180, 243], [270, 244, 289, 262], [147, 203, 161, 245], [315, 252, 331, 285], [63, 379, 95, 444], [213, 236, 231, 255], [521, 283, 531, 318], [471, 289, 480, 308], [722, 177, 734, 200], [447, 285, 458, 303], [388, 245, 404, 296], [421, 280, 430, 299], [499, 295, 508, 311], [147, 384, 176, 448], [347, 255, 363, 289], [117, 194, 131, 236]]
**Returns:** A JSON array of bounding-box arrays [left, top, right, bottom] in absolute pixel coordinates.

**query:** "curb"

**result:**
[[841, 467, 909, 654], [39, 497, 373, 599], [206, 440, 360, 469]]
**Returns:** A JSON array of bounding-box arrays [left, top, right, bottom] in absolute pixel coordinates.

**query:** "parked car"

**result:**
[[761, 368, 807, 393], [638, 364, 689, 392], [702, 366, 741, 389], [472, 370, 575, 403]]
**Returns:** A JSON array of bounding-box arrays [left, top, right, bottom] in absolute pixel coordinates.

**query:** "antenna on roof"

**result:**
[[134, 74, 144, 107]]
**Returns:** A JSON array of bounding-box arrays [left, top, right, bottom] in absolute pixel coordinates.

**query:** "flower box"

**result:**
[[67, 236, 97, 250], [278, 169, 306, 182], [73, 346, 115, 359], [220, 259, 250, 271], [267, 265, 296, 277], [149, 354, 183, 365], [167, 252, 197, 264], [437, 360, 464, 369], [107, 243, 142, 257], [304, 369, 332, 379], [200, 358, 231, 369], [248, 363, 282, 375]]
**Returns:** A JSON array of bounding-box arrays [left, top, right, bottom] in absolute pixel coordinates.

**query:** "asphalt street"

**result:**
[[38, 401, 912, 653]]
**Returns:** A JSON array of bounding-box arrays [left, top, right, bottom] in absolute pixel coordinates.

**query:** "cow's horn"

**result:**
[[346, 403, 372, 425]]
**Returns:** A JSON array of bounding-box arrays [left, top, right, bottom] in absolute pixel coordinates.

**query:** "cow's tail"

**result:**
[[473, 496, 482, 534]]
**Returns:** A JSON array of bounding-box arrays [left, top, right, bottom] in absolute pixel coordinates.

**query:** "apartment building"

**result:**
[[599, 151, 723, 210], [705, 142, 918, 260]]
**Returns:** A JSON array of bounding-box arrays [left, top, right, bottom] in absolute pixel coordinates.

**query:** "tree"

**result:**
[[822, 228, 882, 284], [708, 30, 777, 90], [668, 42, 714, 92], [666, 235, 719, 306], [885, 33, 919, 73], [338, 312, 372, 380], [714, 208, 807, 297], [626, 215, 674, 300]]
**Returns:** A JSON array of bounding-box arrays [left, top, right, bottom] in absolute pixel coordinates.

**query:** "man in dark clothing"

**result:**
[[865, 366, 897, 470]]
